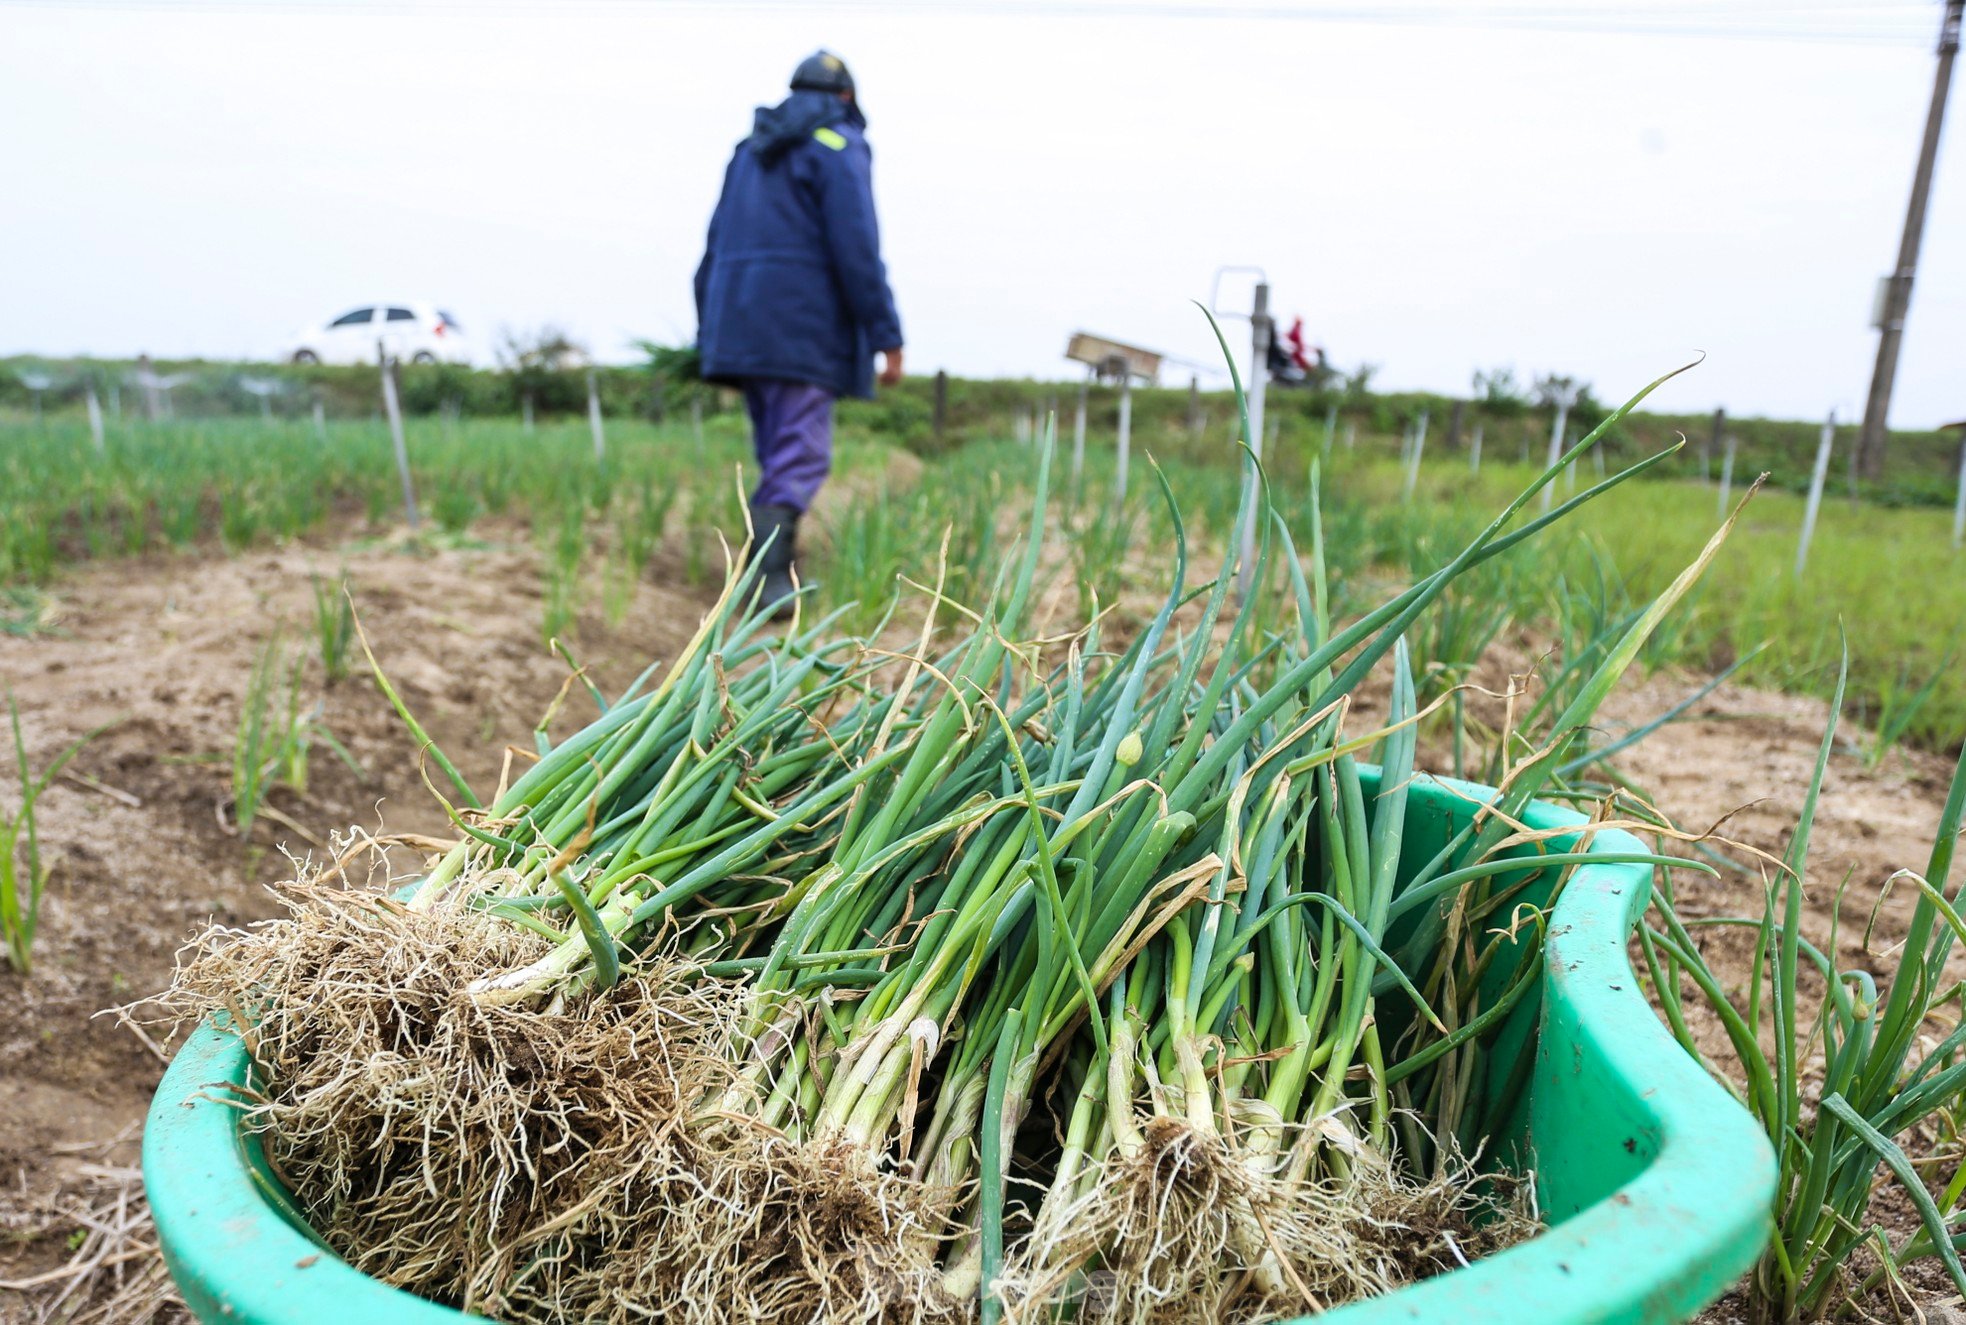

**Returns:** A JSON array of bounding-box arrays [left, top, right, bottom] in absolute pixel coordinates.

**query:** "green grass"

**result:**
[[3, 402, 1960, 756], [310, 571, 355, 685], [1, 696, 103, 976], [230, 632, 362, 839], [826, 372, 1964, 506], [803, 425, 1965, 755], [0, 586, 59, 638], [11, 356, 1957, 507], [0, 413, 891, 587], [229, 634, 287, 839], [1321, 450, 1966, 754]]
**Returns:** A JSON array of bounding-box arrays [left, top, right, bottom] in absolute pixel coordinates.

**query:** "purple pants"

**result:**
[[741, 379, 835, 513]]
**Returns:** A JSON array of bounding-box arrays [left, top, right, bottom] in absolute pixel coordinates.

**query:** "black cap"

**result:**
[[790, 50, 855, 101]]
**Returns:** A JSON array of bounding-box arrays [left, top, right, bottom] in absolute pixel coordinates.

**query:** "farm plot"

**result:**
[[2, 383, 1964, 1324]]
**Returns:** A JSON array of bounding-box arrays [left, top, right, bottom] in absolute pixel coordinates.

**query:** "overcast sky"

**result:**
[[2, 0, 1961, 425]]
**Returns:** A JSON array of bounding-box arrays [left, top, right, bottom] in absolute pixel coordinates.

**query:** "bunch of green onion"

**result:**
[[261, 344, 1737, 1323]]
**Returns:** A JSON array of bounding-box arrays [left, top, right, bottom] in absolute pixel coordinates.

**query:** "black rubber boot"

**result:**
[[747, 501, 801, 620]]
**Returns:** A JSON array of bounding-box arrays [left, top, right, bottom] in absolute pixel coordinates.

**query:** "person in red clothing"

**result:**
[[1267, 316, 1329, 387], [1285, 317, 1314, 374]]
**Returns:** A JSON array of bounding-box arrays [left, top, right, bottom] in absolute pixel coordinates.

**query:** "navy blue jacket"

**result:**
[[695, 92, 902, 400]]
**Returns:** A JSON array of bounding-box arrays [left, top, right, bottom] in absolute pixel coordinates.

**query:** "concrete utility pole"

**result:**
[[586, 369, 606, 462], [1797, 411, 1836, 577], [1950, 422, 1966, 546], [1717, 435, 1737, 520], [1115, 373, 1134, 503], [1540, 384, 1579, 512], [1402, 409, 1430, 500], [378, 342, 420, 533], [1237, 281, 1273, 599], [1952, 430, 1966, 548], [137, 354, 160, 422], [1209, 266, 1273, 598], [1246, 283, 1272, 458], [1072, 373, 1089, 486], [1706, 408, 1724, 483], [1859, 0, 1962, 479]]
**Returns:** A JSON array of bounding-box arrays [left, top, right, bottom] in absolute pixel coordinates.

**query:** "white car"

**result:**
[[288, 303, 470, 366]]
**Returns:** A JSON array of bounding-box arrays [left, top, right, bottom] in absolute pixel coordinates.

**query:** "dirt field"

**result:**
[[0, 526, 714, 1320], [1, 534, 1960, 1322]]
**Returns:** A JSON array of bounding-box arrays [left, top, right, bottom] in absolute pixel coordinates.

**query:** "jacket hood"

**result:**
[[747, 89, 866, 164]]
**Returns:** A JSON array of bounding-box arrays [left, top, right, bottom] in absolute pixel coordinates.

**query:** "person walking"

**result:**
[[694, 50, 903, 614]]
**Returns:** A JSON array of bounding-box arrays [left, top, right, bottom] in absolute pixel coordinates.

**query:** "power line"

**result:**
[[0, 0, 1944, 43]]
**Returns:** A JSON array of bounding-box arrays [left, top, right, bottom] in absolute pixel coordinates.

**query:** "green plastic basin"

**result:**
[[144, 770, 1775, 1323]]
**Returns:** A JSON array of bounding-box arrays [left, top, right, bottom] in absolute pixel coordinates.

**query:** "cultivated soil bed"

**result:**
[[2, 540, 1959, 1323], [0, 525, 716, 1322]]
